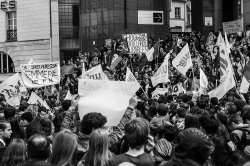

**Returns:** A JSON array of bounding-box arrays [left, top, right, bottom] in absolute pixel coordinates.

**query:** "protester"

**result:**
[[1, 139, 27, 166], [0, 121, 12, 161], [23, 134, 52, 166], [1, 26, 250, 166], [49, 129, 78, 166]]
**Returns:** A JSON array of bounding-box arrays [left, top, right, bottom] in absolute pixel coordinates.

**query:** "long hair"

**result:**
[[84, 129, 109, 166], [1, 139, 27, 166], [49, 129, 77, 166]]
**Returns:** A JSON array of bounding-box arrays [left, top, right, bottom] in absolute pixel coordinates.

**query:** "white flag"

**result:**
[[125, 68, 141, 91], [240, 76, 250, 93], [216, 33, 224, 46], [199, 69, 208, 94], [209, 42, 236, 99], [64, 90, 73, 100], [224, 32, 231, 54], [28, 92, 50, 110], [151, 56, 169, 87], [172, 44, 192, 76], [0, 73, 27, 106], [82, 64, 109, 80]]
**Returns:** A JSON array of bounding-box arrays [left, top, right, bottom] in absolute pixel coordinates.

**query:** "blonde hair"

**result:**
[[84, 129, 109, 166], [49, 129, 77, 166]]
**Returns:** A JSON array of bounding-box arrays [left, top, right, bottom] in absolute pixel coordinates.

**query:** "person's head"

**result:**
[[199, 115, 219, 135], [210, 97, 219, 107], [175, 128, 213, 165], [184, 113, 200, 129], [228, 114, 243, 130], [1, 139, 27, 166], [242, 105, 250, 124], [61, 100, 71, 111], [150, 117, 172, 141], [81, 112, 107, 135], [27, 134, 50, 161], [156, 103, 169, 117], [85, 129, 109, 166], [225, 151, 247, 166], [125, 118, 149, 150], [20, 112, 33, 127], [18, 102, 29, 115], [38, 106, 49, 119], [177, 107, 186, 119], [226, 102, 238, 116], [197, 100, 206, 109], [3, 107, 15, 120], [234, 99, 246, 115], [0, 121, 12, 140], [49, 130, 77, 166]]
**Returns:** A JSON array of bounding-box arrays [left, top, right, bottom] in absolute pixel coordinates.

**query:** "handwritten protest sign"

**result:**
[[20, 61, 60, 88], [78, 79, 140, 126], [122, 33, 148, 53], [223, 20, 243, 34]]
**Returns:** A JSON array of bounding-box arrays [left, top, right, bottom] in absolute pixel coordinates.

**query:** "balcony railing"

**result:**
[[7, 29, 17, 41]]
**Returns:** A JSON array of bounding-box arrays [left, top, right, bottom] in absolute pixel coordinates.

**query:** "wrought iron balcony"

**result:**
[[7, 29, 17, 41]]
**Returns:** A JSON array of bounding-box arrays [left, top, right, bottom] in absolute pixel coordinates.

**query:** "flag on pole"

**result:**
[[137, 40, 160, 70], [199, 69, 208, 94], [64, 90, 73, 100], [151, 56, 169, 87], [172, 44, 193, 76], [216, 33, 224, 46], [209, 42, 236, 99], [224, 32, 231, 54], [28, 92, 51, 110], [240, 76, 249, 93], [125, 68, 141, 91], [0, 73, 27, 106], [110, 54, 123, 70], [241, 60, 250, 83]]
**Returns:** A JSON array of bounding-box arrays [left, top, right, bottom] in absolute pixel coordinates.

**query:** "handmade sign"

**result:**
[[20, 61, 60, 88], [122, 33, 148, 53]]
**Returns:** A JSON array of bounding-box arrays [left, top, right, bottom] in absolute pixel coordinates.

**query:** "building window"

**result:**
[[0, 52, 15, 73], [175, 7, 181, 19], [6, 11, 17, 41], [59, 5, 79, 26]]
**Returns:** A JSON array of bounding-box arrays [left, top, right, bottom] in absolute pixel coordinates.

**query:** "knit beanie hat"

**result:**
[[155, 138, 172, 157], [20, 112, 33, 122]]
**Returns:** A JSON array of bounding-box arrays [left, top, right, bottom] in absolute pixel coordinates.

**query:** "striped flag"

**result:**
[[137, 40, 160, 70]]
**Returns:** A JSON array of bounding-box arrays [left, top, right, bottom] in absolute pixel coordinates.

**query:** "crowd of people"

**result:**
[[0, 24, 250, 166]]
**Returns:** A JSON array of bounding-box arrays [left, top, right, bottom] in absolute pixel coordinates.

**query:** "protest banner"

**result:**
[[172, 44, 192, 76], [223, 20, 243, 34], [151, 88, 168, 99], [28, 92, 51, 110], [168, 83, 185, 95], [61, 65, 74, 75], [151, 56, 169, 87], [0, 73, 27, 106], [82, 64, 109, 80], [20, 61, 60, 88], [78, 79, 140, 126], [122, 33, 148, 53]]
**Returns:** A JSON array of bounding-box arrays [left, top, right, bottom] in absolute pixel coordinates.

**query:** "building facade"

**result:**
[[80, 0, 170, 52], [0, 0, 59, 78], [191, 0, 249, 36], [169, 0, 191, 33]]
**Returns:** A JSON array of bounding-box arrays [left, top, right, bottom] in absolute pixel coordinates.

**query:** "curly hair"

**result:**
[[81, 112, 107, 135]]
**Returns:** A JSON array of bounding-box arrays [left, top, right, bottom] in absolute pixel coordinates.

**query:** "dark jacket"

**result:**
[[0, 141, 5, 162], [22, 161, 54, 166]]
